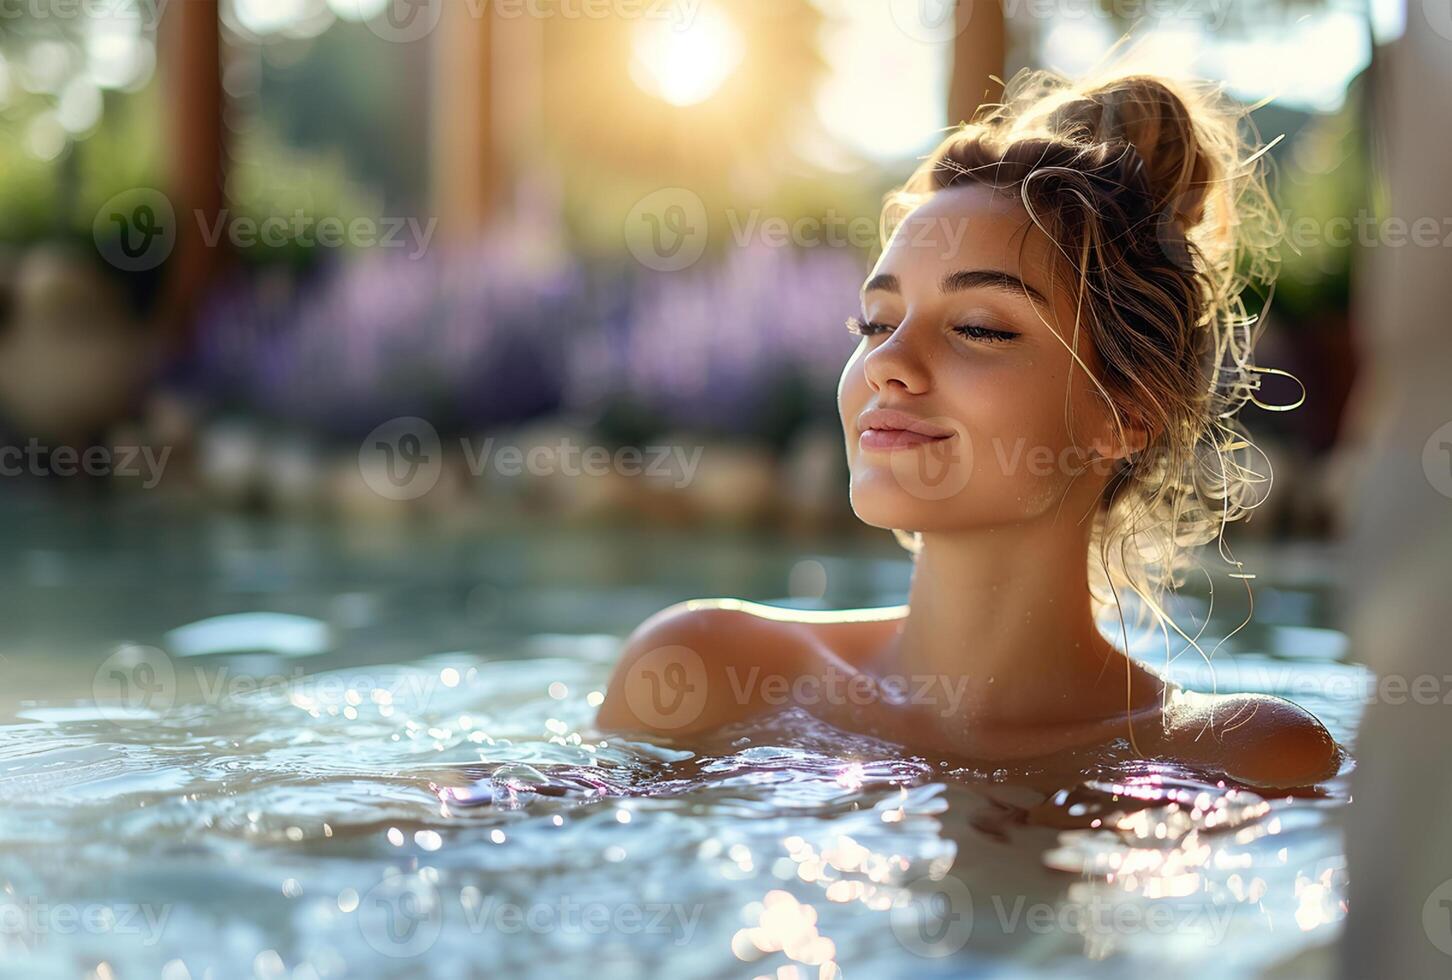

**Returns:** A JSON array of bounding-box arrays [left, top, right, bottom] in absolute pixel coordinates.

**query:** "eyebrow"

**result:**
[[861, 269, 1049, 308]]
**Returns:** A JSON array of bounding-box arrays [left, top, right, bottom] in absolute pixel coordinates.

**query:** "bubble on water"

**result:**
[[489, 762, 550, 810]]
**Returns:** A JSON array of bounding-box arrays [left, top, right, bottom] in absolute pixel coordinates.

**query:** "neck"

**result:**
[[892, 521, 1135, 725]]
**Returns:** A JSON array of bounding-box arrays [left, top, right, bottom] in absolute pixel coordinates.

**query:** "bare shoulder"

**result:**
[[1156, 690, 1343, 788], [595, 600, 817, 736]]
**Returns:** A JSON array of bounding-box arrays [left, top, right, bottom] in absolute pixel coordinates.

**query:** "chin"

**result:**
[[847, 468, 961, 531]]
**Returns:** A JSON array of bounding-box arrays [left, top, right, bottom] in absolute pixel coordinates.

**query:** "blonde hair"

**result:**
[[881, 65, 1290, 651]]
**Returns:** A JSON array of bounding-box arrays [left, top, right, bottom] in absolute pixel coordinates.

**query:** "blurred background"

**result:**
[[0, 0, 1398, 537]]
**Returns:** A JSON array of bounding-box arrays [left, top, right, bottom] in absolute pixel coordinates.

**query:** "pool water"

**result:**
[[0, 495, 1365, 979]]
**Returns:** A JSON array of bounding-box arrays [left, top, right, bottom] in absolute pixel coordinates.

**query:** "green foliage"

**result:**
[[1271, 73, 1367, 321], [224, 122, 385, 271]]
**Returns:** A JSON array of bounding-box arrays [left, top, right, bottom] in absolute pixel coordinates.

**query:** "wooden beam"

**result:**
[[431, 4, 498, 242], [947, 0, 1004, 127], [158, 0, 225, 344]]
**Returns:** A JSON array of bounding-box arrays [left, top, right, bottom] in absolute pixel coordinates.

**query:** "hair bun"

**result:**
[[1044, 75, 1215, 233]]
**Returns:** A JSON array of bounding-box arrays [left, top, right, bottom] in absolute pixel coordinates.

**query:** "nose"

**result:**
[[862, 317, 931, 395]]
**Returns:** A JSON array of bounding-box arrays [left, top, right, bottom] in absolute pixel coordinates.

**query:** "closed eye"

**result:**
[[847, 317, 1017, 344], [954, 323, 1018, 343], [846, 316, 893, 336]]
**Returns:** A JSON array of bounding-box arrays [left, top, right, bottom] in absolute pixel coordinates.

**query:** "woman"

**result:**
[[597, 68, 1341, 789]]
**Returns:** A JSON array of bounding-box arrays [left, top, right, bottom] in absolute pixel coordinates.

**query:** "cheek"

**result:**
[[964, 355, 1082, 448], [938, 356, 1097, 512], [837, 346, 869, 442]]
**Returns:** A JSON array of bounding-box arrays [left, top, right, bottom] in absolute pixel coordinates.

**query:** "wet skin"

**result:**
[[596, 599, 1341, 789], [599, 184, 1341, 790]]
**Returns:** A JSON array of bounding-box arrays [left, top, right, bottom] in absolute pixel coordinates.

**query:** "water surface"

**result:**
[[0, 496, 1363, 978]]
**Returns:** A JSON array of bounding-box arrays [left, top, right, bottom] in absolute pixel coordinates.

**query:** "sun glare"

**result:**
[[629, 6, 744, 107]]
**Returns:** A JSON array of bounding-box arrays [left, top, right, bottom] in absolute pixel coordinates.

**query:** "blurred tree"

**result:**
[[0, 0, 163, 240]]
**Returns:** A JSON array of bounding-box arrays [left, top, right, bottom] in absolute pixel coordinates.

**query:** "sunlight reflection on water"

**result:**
[[0, 501, 1362, 978]]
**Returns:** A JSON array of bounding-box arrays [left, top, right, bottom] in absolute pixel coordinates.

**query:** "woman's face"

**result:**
[[837, 182, 1126, 535]]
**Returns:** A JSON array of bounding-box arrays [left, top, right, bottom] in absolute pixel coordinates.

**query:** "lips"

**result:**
[[856, 408, 956, 451]]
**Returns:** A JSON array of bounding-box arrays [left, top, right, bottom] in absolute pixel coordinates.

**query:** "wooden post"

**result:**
[[158, 0, 225, 344], [947, 0, 1004, 127], [431, 3, 498, 243]]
